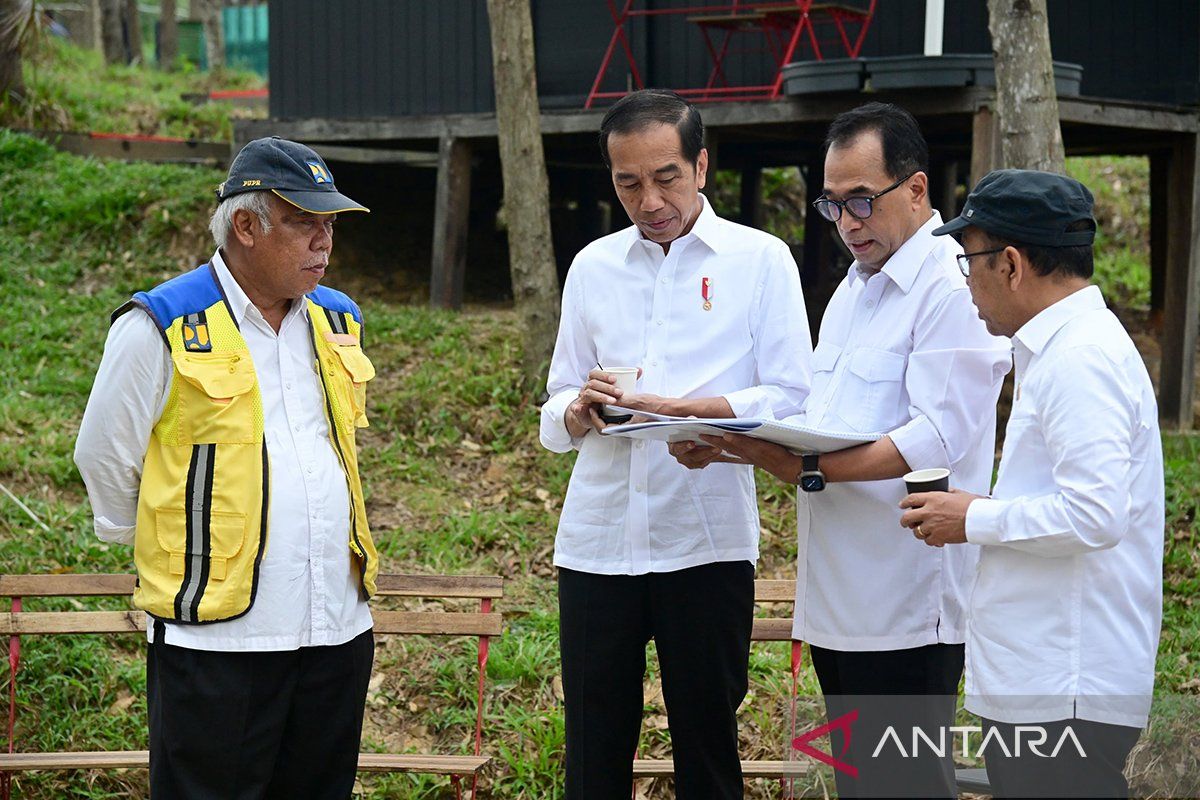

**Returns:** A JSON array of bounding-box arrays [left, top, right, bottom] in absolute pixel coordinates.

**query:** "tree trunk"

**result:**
[[123, 0, 142, 63], [99, 0, 125, 64], [486, 0, 560, 390], [195, 0, 224, 70], [0, 0, 31, 101], [986, 0, 1065, 173], [158, 0, 178, 70]]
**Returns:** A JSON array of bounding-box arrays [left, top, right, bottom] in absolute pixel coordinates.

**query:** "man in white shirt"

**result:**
[[680, 103, 1011, 798], [900, 169, 1164, 799], [75, 138, 378, 798], [539, 89, 812, 799]]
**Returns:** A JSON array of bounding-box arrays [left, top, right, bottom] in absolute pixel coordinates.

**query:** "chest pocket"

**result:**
[[836, 347, 907, 433], [330, 343, 375, 427], [173, 350, 258, 444]]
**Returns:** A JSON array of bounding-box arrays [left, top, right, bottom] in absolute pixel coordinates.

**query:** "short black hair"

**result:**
[[824, 102, 929, 181], [981, 219, 1096, 280], [599, 89, 704, 169]]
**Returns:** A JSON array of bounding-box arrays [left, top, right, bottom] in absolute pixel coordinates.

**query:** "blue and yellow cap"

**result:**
[[217, 136, 369, 214]]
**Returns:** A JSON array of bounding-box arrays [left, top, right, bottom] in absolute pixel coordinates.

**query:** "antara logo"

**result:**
[[792, 710, 859, 777], [792, 711, 1087, 776]]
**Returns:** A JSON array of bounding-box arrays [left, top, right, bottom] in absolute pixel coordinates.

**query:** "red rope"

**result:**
[[471, 598, 493, 799], [3, 597, 22, 800], [786, 639, 804, 799]]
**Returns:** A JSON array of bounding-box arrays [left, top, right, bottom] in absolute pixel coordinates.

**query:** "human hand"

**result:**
[[695, 433, 800, 484], [898, 488, 981, 547], [565, 367, 643, 437], [667, 439, 749, 469]]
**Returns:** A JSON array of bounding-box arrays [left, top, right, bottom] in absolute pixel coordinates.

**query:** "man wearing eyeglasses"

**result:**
[[672, 102, 1011, 797]]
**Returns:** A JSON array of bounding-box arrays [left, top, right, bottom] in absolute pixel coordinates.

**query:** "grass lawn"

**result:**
[[0, 40, 1196, 796]]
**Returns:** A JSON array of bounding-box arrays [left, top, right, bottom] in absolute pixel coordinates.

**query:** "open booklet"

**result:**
[[598, 408, 882, 454]]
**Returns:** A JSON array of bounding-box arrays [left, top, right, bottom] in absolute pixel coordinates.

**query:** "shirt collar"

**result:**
[[621, 193, 724, 260], [211, 249, 309, 329], [1012, 284, 1106, 356], [846, 210, 942, 293]]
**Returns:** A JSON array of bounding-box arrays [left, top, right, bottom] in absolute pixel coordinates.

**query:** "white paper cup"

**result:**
[[602, 367, 638, 417]]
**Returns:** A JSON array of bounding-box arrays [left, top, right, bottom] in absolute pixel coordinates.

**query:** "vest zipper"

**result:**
[[309, 325, 370, 592]]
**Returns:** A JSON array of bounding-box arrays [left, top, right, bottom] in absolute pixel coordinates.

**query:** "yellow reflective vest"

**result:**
[[114, 263, 378, 623]]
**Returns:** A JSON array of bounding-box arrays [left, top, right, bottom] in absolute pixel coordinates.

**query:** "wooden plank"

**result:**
[[0, 573, 504, 600], [632, 758, 808, 778], [233, 93, 1198, 148], [750, 618, 795, 642], [374, 574, 504, 599], [372, 610, 502, 637], [357, 754, 491, 774], [0, 751, 491, 776], [753, 579, 796, 603], [1159, 131, 1200, 430], [430, 135, 472, 310], [0, 751, 150, 770], [22, 130, 232, 168], [0, 611, 145, 635], [0, 574, 135, 597]]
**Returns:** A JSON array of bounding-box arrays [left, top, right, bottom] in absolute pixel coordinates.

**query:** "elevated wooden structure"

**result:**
[[237, 87, 1200, 429]]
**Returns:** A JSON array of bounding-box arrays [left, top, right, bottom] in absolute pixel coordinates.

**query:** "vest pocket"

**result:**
[[173, 351, 258, 443], [155, 508, 248, 582], [330, 344, 375, 427]]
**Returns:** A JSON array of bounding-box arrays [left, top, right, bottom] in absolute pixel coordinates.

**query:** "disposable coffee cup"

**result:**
[[903, 468, 950, 494], [599, 367, 638, 424]]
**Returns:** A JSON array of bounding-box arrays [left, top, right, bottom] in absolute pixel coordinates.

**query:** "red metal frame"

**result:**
[[586, 1, 876, 108]]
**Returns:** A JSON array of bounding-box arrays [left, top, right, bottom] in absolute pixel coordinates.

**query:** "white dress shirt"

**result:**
[[540, 197, 812, 575], [964, 285, 1163, 727], [75, 252, 373, 651], [791, 211, 1012, 650]]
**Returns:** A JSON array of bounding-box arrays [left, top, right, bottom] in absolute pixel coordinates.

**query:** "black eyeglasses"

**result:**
[[956, 248, 1006, 277], [812, 172, 915, 222]]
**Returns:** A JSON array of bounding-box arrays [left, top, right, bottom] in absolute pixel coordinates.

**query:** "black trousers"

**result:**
[[809, 642, 964, 799], [558, 561, 755, 800], [982, 717, 1141, 799], [147, 626, 375, 800]]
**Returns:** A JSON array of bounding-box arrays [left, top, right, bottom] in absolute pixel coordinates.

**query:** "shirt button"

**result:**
[[635, 485, 644, 493], [307, 465, 314, 475], [661, 277, 668, 284], [635, 441, 644, 449], [651, 360, 658, 367], [285, 382, 292, 390], [294, 424, 301, 432], [866, 300, 875, 308], [657, 320, 664, 326]]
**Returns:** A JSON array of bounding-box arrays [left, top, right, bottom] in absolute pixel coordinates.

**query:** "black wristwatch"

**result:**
[[798, 453, 826, 492]]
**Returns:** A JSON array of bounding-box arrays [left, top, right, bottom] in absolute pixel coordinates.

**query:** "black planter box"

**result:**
[[780, 59, 867, 95], [865, 54, 1083, 97]]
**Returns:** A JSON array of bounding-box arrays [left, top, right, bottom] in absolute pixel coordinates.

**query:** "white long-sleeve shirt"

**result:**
[[965, 285, 1163, 727], [540, 197, 812, 575], [74, 252, 373, 651], [791, 211, 1012, 650]]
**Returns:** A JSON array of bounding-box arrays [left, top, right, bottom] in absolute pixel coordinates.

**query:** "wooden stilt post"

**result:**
[[430, 135, 472, 310], [1159, 132, 1200, 430], [1149, 150, 1169, 331], [740, 166, 763, 228], [970, 105, 1000, 186]]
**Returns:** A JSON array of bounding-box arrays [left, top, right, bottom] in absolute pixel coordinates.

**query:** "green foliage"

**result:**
[[2, 35, 262, 140], [1066, 155, 1152, 308], [0, 124, 1193, 799]]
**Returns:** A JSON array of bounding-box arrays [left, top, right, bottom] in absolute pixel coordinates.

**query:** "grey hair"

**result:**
[[208, 190, 274, 248]]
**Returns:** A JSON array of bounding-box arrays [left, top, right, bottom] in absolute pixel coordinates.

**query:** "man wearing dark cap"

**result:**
[[75, 137, 379, 798], [901, 169, 1164, 798]]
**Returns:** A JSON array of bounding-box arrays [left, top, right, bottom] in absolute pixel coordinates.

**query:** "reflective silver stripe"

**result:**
[[176, 443, 214, 622]]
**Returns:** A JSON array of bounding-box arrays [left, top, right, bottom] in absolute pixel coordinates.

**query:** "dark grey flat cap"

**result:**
[[933, 168, 1094, 247]]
